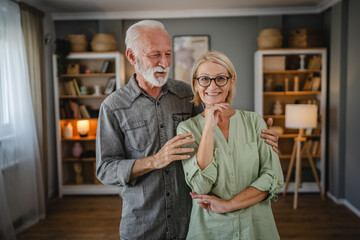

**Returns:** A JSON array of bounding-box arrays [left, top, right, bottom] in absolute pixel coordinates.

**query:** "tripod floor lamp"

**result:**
[[283, 104, 325, 209]]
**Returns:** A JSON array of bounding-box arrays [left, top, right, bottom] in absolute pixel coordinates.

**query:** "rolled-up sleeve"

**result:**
[[250, 114, 284, 200], [96, 103, 137, 187], [177, 121, 218, 194]]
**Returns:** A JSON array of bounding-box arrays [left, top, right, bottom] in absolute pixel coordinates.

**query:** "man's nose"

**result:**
[[158, 53, 170, 68]]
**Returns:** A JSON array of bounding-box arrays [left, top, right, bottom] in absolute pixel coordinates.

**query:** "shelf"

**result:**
[[255, 49, 327, 195], [279, 154, 321, 159], [60, 73, 116, 78], [63, 158, 96, 162], [263, 91, 321, 96], [61, 136, 96, 141], [54, 51, 125, 196], [263, 70, 321, 74], [264, 115, 285, 119], [279, 134, 321, 138], [60, 94, 109, 99], [60, 118, 98, 120], [264, 114, 322, 119]]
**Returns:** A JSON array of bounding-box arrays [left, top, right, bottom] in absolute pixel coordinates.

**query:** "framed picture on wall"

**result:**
[[173, 35, 210, 84]]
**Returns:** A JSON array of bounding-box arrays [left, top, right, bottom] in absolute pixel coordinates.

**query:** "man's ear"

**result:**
[[126, 49, 136, 65]]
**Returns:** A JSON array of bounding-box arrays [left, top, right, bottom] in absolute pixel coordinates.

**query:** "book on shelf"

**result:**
[[307, 56, 322, 70], [70, 101, 81, 119], [72, 78, 81, 95], [311, 140, 320, 156], [65, 81, 77, 95], [302, 75, 313, 91], [311, 77, 321, 91], [59, 100, 66, 119], [79, 105, 91, 119], [100, 60, 110, 73], [301, 140, 313, 156], [63, 101, 73, 118]]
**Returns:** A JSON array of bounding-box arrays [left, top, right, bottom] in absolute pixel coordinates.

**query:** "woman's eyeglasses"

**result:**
[[195, 75, 230, 87]]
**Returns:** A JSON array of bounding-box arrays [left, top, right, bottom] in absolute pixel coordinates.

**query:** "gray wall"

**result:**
[[345, 0, 360, 209], [328, 0, 360, 211], [328, 1, 347, 199]]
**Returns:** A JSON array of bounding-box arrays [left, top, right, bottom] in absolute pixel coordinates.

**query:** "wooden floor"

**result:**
[[17, 194, 360, 240]]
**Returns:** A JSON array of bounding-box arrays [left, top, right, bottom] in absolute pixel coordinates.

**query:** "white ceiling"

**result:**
[[20, 0, 340, 19]]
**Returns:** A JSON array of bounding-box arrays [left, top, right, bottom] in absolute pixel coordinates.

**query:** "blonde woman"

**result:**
[[177, 51, 284, 240]]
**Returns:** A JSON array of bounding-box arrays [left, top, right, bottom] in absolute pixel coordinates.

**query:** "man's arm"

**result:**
[[130, 132, 196, 180], [96, 103, 197, 185]]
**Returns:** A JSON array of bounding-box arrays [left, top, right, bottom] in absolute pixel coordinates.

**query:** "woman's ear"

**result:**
[[230, 76, 236, 88]]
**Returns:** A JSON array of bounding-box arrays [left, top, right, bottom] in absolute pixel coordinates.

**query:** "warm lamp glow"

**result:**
[[77, 120, 89, 137], [285, 104, 318, 129]]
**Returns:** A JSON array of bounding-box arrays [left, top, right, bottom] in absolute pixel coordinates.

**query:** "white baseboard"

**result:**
[[344, 200, 360, 218], [327, 192, 360, 218]]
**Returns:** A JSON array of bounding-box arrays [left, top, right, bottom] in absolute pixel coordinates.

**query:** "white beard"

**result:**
[[136, 57, 170, 87]]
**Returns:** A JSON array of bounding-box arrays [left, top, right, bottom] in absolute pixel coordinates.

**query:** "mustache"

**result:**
[[151, 66, 170, 73]]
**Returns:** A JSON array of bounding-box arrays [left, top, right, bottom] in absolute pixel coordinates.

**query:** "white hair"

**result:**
[[125, 20, 167, 55]]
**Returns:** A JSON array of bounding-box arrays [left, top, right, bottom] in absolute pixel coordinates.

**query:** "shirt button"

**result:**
[[165, 170, 169, 174], [166, 192, 170, 196], [228, 152, 232, 155], [160, 124, 164, 128], [156, 102, 160, 106], [167, 215, 171, 219]]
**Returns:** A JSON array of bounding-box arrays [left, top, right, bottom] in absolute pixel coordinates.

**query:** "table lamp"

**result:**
[[283, 104, 323, 209], [77, 120, 89, 137]]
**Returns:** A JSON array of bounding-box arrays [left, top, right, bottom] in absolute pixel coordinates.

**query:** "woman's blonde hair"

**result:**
[[190, 51, 237, 105]]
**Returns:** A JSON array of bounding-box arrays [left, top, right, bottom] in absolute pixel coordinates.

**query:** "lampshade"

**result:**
[[77, 120, 90, 137], [285, 104, 318, 129]]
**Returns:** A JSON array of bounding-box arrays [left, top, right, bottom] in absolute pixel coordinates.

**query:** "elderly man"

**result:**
[[96, 20, 279, 240]]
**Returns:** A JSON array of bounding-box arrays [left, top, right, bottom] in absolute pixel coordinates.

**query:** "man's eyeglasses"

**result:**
[[195, 75, 230, 87]]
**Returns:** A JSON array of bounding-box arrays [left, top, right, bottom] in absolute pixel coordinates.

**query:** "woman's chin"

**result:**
[[202, 100, 226, 106]]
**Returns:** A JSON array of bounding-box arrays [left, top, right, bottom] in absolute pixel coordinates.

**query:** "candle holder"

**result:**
[[77, 120, 89, 137]]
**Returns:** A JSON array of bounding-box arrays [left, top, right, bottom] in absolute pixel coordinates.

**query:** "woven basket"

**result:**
[[71, 42, 87, 52], [91, 33, 117, 51], [92, 33, 116, 43], [66, 34, 87, 43], [91, 42, 117, 51], [257, 29, 283, 49], [66, 34, 88, 52]]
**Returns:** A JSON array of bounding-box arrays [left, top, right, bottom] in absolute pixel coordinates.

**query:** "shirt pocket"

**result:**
[[124, 120, 151, 152], [173, 113, 191, 133]]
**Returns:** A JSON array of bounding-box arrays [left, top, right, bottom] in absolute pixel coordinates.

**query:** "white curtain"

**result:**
[[0, 0, 45, 239]]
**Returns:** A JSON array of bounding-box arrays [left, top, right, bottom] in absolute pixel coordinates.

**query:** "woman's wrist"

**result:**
[[203, 123, 216, 132], [227, 198, 240, 212]]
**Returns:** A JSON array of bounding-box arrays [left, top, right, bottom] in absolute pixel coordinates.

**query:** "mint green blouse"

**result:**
[[177, 110, 284, 240]]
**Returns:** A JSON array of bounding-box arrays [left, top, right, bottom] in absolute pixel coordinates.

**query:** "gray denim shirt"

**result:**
[[96, 75, 203, 240]]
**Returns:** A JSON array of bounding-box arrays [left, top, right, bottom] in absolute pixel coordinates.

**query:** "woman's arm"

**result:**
[[196, 103, 228, 170], [190, 187, 268, 214]]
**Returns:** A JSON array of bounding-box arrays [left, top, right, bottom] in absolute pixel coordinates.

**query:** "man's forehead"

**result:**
[[138, 30, 171, 52]]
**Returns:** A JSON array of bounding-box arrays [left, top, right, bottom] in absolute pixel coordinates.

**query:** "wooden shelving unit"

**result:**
[[254, 48, 327, 193], [53, 51, 125, 196]]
